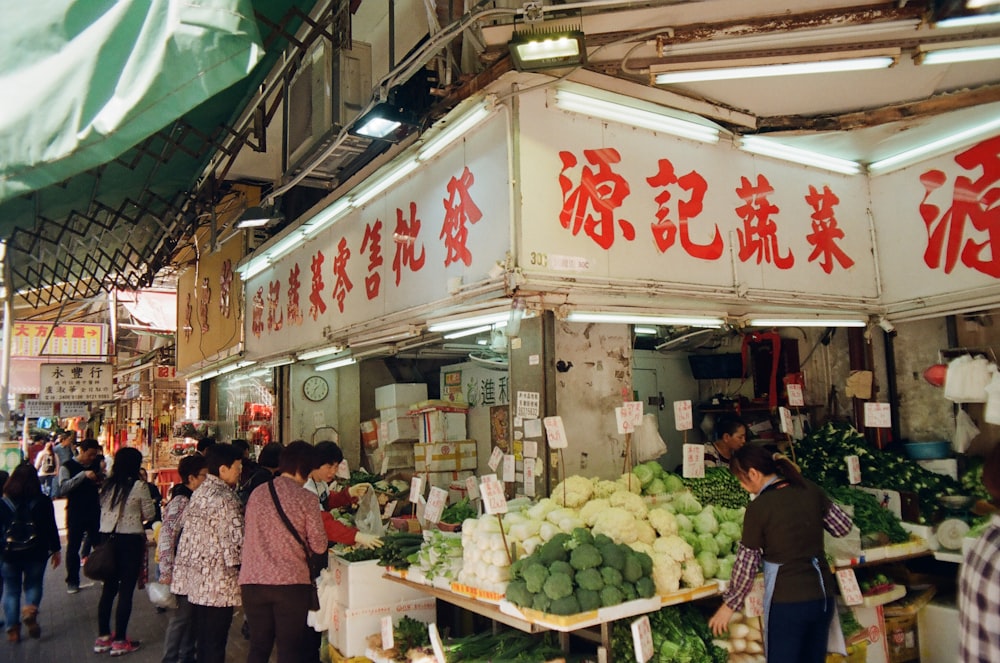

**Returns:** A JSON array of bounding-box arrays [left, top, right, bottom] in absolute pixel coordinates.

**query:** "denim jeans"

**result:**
[[161, 594, 197, 663], [2, 556, 47, 627]]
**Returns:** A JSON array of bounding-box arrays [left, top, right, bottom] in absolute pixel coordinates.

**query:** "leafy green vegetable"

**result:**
[[440, 497, 477, 524]]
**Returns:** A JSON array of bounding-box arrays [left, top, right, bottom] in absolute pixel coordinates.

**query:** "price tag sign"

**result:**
[[502, 454, 516, 482], [480, 477, 508, 515], [779, 406, 794, 434], [523, 440, 538, 458], [524, 458, 536, 497], [429, 623, 446, 663], [864, 402, 892, 428], [787, 383, 804, 407], [380, 453, 390, 475], [424, 487, 448, 524], [630, 615, 654, 663], [673, 400, 693, 431], [543, 416, 568, 449], [379, 421, 389, 444], [846, 455, 862, 485], [488, 446, 504, 471], [465, 476, 480, 500], [836, 569, 865, 606], [744, 575, 766, 617], [382, 500, 397, 519], [682, 443, 705, 478], [409, 476, 423, 503], [616, 401, 644, 434], [337, 458, 351, 479], [381, 615, 394, 650]]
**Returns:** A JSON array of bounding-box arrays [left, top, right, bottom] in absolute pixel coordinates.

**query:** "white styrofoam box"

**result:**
[[329, 597, 436, 657], [371, 442, 415, 471], [417, 411, 467, 444], [328, 556, 430, 608], [379, 416, 420, 444], [375, 383, 428, 410], [917, 601, 959, 663], [414, 440, 477, 472], [916, 458, 958, 481], [901, 522, 938, 550], [379, 406, 413, 423]]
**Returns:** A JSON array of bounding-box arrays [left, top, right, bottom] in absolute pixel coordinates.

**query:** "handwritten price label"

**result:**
[[836, 569, 864, 606], [631, 615, 654, 662], [673, 400, 693, 431], [465, 476, 480, 500], [543, 416, 568, 449], [787, 383, 804, 407], [616, 401, 644, 433], [381, 615, 394, 650], [524, 459, 536, 497], [779, 406, 794, 434], [846, 455, 862, 485], [864, 402, 892, 428], [682, 443, 705, 478], [744, 575, 766, 617], [409, 476, 423, 503], [480, 477, 508, 515], [488, 446, 504, 470], [502, 454, 516, 482], [424, 487, 448, 524]]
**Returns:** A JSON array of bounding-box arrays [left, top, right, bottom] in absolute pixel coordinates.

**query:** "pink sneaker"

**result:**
[[110, 638, 141, 656], [93, 635, 113, 653]]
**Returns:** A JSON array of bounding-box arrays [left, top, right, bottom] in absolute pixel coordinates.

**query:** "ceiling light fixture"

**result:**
[[443, 324, 493, 340], [567, 312, 725, 328], [916, 43, 1000, 65], [261, 355, 295, 369], [297, 344, 346, 361], [315, 356, 357, 371], [867, 116, 1000, 174], [634, 326, 658, 335], [739, 136, 862, 175], [934, 12, 1000, 28], [554, 89, 720, 144], [652, 49, 899, 84], [428, 312, 511, 333], [352, 158, 420, 207], [348, 326, 422, 348], [418, 102, 493, 162], [746, 317, 867, 328], [235, 205, 281, 229], [508, 29, 587, 71], [350, 100, 421, 142]]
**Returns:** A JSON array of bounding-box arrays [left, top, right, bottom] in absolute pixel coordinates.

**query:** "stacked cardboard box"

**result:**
[[369, 383, 427, 472]]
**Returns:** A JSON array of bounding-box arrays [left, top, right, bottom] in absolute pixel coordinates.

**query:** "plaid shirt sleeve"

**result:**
[[959, 517, 1000, 661], [722, 542, 762, 611], [824, 502, 853, 537]]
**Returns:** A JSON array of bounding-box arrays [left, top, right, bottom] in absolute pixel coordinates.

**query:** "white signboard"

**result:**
[[502, 454, 516, 482], [424, 486, 448, 524], [863, 402, 892, 428], [778, 406, 794, 434], [631, 616, 654, 663], [673, 400, 693, 431], [488, 446, 504, 471], [846, 455, 862, 485], [836, 569, 864, 606], [786, 383, 804, 407], [465, 475, 480, 501], [615, 401, 643, 434], [23, 400, 54, 419], [543, 416, 568, 449], [682, 443, 705, 478], [516, 391, 540, 419], [38, 363, 113, 402], [480, 476, 508, 515], [523, 458, 536, 497], [60, 401, 90, 418]]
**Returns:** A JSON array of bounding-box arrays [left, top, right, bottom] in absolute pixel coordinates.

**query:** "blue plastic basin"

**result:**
[[904, 441, 951, 460]]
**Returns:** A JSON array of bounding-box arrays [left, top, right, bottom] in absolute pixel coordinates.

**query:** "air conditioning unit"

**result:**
[[284, 39, 372, 176]]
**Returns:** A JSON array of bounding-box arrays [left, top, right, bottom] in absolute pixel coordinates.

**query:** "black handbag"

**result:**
[[83, 497, 127, 582], [268, 480, 327, 610]]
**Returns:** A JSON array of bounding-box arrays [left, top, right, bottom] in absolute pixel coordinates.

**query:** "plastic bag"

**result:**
[[953, 408, 980, 453], [353, 487, 386, 537], [634, 413, 668, 463], [146, 582, 177, 610]]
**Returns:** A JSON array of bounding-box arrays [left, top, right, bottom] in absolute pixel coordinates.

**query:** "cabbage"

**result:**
[[692, 505, 719, 535], [696, 550, 719, 579], [673, 491, 703, 516], [662, 473, 685, 494], [717, 554, 736, 580], [696, 533, 719, 555]]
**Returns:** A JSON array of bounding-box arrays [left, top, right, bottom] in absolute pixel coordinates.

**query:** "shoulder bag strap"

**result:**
[[268, 479, 308, 555]]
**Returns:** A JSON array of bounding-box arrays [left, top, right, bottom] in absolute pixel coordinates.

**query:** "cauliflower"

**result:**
[[653, 535, 694, 562], [681, 559, 705, 588], [551, 476, 594, 508], [590, 507, 638, 544], [591, 479, 621, 499], [634, 520, 657, 545], [579, 498, 611, 527], [651, 553, 682, 594], [628, 541, 655, 557], [647, 508, 679, 537], [609, 491, 648, 519], [616, 472, 642, 494]]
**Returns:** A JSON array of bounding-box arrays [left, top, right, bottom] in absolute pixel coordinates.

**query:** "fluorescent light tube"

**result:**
[[428, 312, 510, 333], [739, 136, 862, 175], [443, 324, 493, 339], [297, 344, 345, 361], [935, 14, 1000, 28], [868, 117, 1000, 173], [315, 357, 356, 371], [634, 326, 658, 335], [302, 199, 353, 237], [748, 317, 867, 328], [262, 356, 295, 368], [352, 158, 419, 207], [348, 327, 421, 348], [418, 105, 492, 161], [267, 230, 306, 262], [555, 89, 720, 144], [654, 56, 895, 84], [918, 44, 1000, 65], [567, 312, 724, 328], [240, 257, 270, 281]]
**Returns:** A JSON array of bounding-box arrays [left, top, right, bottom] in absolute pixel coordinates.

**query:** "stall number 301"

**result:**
[[529, 252, 548, 267]]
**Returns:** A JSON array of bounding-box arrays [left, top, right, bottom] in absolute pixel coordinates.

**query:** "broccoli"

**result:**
[[532, 592, 552, 613], [549, 560, 575, 580], [522, 562, 549, 593], [600, 566, 623, 586], [549, 595, 581, 616], [576, 587, 601, 611], [597, 543, 625, 570], [543, 572, 575, 601], [600, 585, 624, 607], [621, 583, 638, 601], [505, 579, 533, 607], [571, 527, 594, 546], [635, 550, 653, 576], [593, 533, 615, 548], [570, 543, 603, 570], [635, 576, 656, 598], [539, 533, 571, 563], [575, 567, 604, 591], [622, 552, 643, 583]]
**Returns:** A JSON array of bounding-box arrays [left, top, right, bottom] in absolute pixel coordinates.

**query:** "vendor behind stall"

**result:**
[[303, 441, 382, 549], [704, 415, 747, 468]]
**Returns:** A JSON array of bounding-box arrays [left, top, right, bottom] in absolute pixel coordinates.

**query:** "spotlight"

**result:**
[[508, 29, 587, 71]]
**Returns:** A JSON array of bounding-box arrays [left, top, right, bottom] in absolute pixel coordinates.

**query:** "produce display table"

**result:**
[[833, 538, 931, 569]]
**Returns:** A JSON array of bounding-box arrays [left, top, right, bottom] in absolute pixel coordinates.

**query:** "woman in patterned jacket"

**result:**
[[169, 444, 244, 663]]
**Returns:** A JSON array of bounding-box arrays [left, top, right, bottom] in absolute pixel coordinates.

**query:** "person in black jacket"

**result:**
[[0, 463, 61, 643], [56, 438, 102, 593]]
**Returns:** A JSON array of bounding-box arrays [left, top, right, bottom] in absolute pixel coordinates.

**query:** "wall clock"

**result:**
[[302, 375, 329, 402]]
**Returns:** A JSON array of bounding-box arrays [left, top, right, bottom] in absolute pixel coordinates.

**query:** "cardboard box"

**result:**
[[361, 420, 379, 450], [379, 406, 413, 423], [328, 597, 436, 657], [327, 556, 430, 609], [846, 605, 889, 663], [372, 442, 415, 472], [414, 440, 477, 472], [417, 411, 467, 444], [375, 383, 427, 410], [425, 469, 474, 489], [885, 613, 919, 663], [379, 416, 420, 444]]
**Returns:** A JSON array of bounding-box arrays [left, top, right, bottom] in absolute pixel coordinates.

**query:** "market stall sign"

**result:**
[[11, 321, 107, 357], [23, 400, 54, 419], [38, 363, 112, 401]]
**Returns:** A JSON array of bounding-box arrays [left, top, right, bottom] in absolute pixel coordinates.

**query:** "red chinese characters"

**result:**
[[287, 263, 303, 326], [735, 174, 794, 269], [920, 135, 1000, 277], [646, 158, 722, 259], [392, 202, 426, 286], [267, 279, 283, 331], [804, 185, 854, 274], [219, 259, 233, 318], [559, 148, 634, 249], [440, 166, 483, 266], [361, 220, 383, 300], [251, 287, 265, 338], [309, 251, 327, 320], [331, 237, 353, 313]]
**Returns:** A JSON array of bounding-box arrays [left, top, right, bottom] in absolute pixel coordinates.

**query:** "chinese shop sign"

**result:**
[[38, 363, 113, 401], [11, 322, 106, 357]]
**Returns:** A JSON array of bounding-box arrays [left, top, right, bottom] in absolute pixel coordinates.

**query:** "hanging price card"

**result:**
[[382, 500, 397, 519], [846, 455, 862, 485], [424, 487, 448, 524], [682, 443, 705, 478], [787, 383, 804, 407], [864, 402, 892, 428], [630, 615, 654, 663], [380, 453, 390, 475], [673, 400, 693, 431], [524, 458, 536, 497], [543, 416, 568, 448], [616, 401, 644, 434], [502, 454, 516, 482], [337, 458, 351, 479], [409, 476, 423, 503], [836, 569, 864, 606], [465, 476, 480, 500], [480, 477, 508, 515], [429, 623, 446, 663], [488, 446, 504, 470], [381, 615, 394, 651], [744, 575, 766, 617], [779, 407, 794, 434]]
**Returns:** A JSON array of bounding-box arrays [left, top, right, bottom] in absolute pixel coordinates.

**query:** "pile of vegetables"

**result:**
[[611, 604, 727, 663], [825, 485, 909, 545], [376, 531, 426, 569], [713, 612, 764, 661], [457, 514, 516, 594], [505, 528, 656, 615], [440, 497, 477, 525], [681, 467, 750, 510], [412, 529, 463, 582], [796, 422, 962, 523]]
